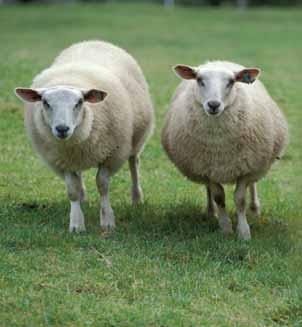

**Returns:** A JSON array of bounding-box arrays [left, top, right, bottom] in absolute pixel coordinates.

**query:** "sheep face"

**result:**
[[15, 87, 107, 140], [174, 64, 261, 117], [194, 69, 235, 116]]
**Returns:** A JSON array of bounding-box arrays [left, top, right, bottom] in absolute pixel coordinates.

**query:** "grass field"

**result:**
[[0, 3, 302, 326]]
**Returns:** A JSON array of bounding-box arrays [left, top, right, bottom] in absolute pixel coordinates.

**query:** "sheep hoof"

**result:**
[[250, 204, 261, 217], [69, 202, 86, 233], [220, 221, 233, 237], [69, 223, 86, 233], [237, 224, 251, 241], [222, 225, 234, 237], [206, 208, 217, 220], [100, 207, 116, 229], [100, 225, 115, 233], [132, 186, 144, 205], [218, 215, 233, 234]]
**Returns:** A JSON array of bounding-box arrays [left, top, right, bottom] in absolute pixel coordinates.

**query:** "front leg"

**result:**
[[210, 182, 233, 236], [234, 179, 251, 240], [96, 167, 115, 229], [65, 172, 86, 233]]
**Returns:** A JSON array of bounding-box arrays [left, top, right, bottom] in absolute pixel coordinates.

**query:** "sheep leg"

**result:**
[[206, 185, 216, 218], [234, 180, 251, 240], [249, 183, 260, 216], [129, 155, 144, 205], [77, 171, 86, 202], [96, 167, 115, 229], [65, 172, 86, 233], [210, 183, 233, 236]]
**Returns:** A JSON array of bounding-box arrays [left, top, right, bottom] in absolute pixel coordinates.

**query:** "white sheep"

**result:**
[[15, 40, 154, 232], [161, 61, 288, 240]]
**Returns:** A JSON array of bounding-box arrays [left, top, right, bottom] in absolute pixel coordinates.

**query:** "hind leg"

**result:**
[[129, 155, 144, 205], [249, 183, 260, 216], [206, 185, 216, 218]]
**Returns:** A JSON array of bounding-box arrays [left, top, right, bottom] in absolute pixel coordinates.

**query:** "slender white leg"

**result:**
[[206, 185, 216, 218], [249, 183, 260, 216], [129, 155, 144, 205], [210, 183, 233, 236], [234, 180, 251, 240], [69, 201, 85, 233], [65, 172, 86, 233], [96, 167, 115, 228]]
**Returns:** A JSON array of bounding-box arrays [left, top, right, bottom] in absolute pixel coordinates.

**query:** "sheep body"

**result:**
[[162, 61, 288, 185], [161, 60, 288, 239], [20, 40, 154, 231]]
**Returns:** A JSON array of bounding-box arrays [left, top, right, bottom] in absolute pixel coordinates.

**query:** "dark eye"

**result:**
[[197, 78, 205, 87], [75, 99, 83, 108], [227, 79, 235, 88], [42, 99, 51, 110]]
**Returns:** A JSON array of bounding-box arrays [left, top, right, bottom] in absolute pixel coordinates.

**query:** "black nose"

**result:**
[[55, 125, 70, 138], [208, 100, 221, 114]]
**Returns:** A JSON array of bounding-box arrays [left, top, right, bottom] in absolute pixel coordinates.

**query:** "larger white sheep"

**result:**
[[15, 40, 154, 232], [161, 61, 288, 240]]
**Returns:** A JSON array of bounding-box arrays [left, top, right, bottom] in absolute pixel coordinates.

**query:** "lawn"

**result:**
[[0, 2, 302, 326]]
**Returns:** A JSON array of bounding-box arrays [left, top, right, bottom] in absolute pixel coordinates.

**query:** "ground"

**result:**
[[0, 3, 301, 326]]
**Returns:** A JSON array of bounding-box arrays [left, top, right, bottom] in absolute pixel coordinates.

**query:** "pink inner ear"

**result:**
[[175, 65, 196, 80], [17, 88, 41, 102], [246, 69, 260, 79], [84, 89, 107, 103], [86, 92, 99, 103], [236, 68, 260, 83]]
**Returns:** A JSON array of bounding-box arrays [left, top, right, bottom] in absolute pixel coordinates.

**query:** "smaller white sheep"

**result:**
[[15, 40, 154, 232], [161, 61, 288, 240]]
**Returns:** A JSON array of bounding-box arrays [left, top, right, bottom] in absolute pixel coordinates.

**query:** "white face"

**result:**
[[41, 88, 84, 139], [15, 86, 107, 140], [174, 64, 261, 117], [195, 69, 235, 116]]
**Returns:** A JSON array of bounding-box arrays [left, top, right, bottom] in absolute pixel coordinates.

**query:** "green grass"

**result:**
[[0, 3, 302, 326]]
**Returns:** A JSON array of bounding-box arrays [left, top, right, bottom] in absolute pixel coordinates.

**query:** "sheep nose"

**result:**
[[207, 100, 221, 114], [55, 125, 70, 138]]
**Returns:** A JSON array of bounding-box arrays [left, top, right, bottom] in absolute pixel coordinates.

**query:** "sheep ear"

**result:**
[[15, 87, 42, 103], [173, 65, 197, 80], [235, 68, 261, 84], [83, 89, 107, 103]]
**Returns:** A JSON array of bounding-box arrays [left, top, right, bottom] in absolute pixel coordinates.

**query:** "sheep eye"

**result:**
[[227, 79, 235, 88], [42, 99, 51, 110], [197, 78, 205, 87], [75, 99, 83, 108]]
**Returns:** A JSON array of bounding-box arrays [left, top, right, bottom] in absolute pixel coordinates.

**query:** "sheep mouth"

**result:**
[[53, 131, 72, 141], [203, 107, 224, 117]]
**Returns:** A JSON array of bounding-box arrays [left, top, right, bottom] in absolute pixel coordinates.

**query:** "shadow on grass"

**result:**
[[1, 197, 216, 240], [0, 197, 293, 258]]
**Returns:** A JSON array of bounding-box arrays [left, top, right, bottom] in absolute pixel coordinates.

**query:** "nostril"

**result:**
[[208, 101, 221, 110], [56, 125, 70, 134], [55, 125, 70, 137]]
